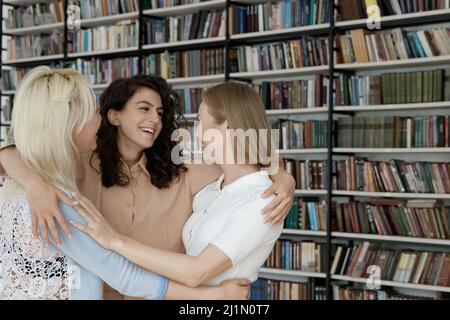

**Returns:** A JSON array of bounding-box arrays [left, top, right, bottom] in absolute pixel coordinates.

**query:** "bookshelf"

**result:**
[[1, 0, 450, 300]]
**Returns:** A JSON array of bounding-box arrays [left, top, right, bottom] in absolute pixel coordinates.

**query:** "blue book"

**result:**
[[307, 202, 317, 231], [309, 0, 315, 25], [184, 89, 191, 114], [284, 0, 292, 28], [411, 32, 427, 58]]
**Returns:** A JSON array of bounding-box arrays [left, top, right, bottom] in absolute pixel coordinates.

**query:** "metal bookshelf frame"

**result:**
[[1, 0, 450, 300]]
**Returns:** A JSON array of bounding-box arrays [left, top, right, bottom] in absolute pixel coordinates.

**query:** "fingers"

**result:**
[[270, 201, 292, 226], [31, 211, 39, 239], [53, 210, 72, 238], [38, 218, 50, 246], [261, 195, 283, 216], [73, 203, 92, 223], [264, 198, 291, 226], [77, 195, 100, 219], [46, 216, 62, 247], [56, 188, 78, 206], [261, 184, 276, 198], [70, 220, 91, 236]]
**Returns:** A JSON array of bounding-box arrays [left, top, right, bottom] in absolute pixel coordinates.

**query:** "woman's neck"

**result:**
[[117, 136, 143, 167], [218, 164, 259, 188]]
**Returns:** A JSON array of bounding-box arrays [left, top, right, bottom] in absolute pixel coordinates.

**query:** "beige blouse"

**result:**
[[77, 152, 221, 299]]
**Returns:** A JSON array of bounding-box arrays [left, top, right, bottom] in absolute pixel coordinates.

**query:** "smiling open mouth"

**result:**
[[140, 127, 155, 134]]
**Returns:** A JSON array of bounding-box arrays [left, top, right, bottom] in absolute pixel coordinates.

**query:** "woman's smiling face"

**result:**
[[108, 88, 164, 152]]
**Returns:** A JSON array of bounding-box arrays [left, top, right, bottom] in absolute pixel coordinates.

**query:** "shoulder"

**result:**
[[185, 163, 222, 196]]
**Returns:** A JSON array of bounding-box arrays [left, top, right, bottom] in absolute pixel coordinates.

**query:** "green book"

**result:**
[[417, 71, 423, 102], [433, 70, 443, 102]]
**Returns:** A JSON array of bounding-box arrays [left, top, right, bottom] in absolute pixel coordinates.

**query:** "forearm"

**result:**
[[113, 235, 203, 287], [0, 146, 39, 187], [54, 202, 168, 299], [164, 281, 218, 300]]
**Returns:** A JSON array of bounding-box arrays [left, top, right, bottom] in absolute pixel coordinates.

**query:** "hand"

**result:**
[[261, 171, 295, 226], [213, 279, 251, 300], [70, 194, 119, 250], [25, 176, 75, 246]]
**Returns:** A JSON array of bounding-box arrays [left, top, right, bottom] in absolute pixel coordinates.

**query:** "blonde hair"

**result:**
[[11, 66, 96, 192], [202, 82, 272, 166]]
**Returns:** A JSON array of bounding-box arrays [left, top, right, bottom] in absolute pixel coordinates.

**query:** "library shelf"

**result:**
[[229, 65, 330, 80], [332, 190, 450, 199], [331, 274, 450, 293], [335, 55, 450, 71], [335, 8, 450, 30], [4, 22, 64, 36], [142, 36, 226, 51], [3, 54, 64, 65], [142, 0, 226, 17], [259, 268, 327, 279], [331, 232, 450, 246], [334, 101, 450, 113], [333, 148, 450, 154]]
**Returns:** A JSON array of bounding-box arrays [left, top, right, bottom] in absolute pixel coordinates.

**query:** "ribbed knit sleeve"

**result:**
[[210, 191, 283, 266]]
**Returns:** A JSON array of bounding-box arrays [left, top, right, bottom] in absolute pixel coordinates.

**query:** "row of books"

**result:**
[[338, 0, 450, 21], [1, 69, 23, 91], [275, 119, 330, 149], [72, 57, 139, 85], [285, 198, 328, 231], [252, 69, 450, 108], [265, 240, 326, 273], [7, 32, 63, 60], [5, 1, 64, 29], [336, 115, 450, 148], [1, 98, 12, 124], [332, 285, 436, 300], [331, 242, 450, 286], [229, 37, 331, 72], [252, 76, 329, 109], [284, 159, 329, 190], [333, 199, 450, 239], [229, 0, 332, 34], [175, 88, 204, 114], [335, 69, 450, 106], [337, 27, 450, 64], [333, 158, 450, 194], [143, 49, 224, 78], [251, 279, 326, 300], [284, 157, 450, 194], [68, 21, 138, 54], [71, 0, 140, 19], [285, 197, 450, 239], [144, 10, 225, 44], [144, 0, 203, 9]]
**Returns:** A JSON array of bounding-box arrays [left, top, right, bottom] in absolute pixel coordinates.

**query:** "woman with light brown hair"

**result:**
[[71, 82, 285, 287]]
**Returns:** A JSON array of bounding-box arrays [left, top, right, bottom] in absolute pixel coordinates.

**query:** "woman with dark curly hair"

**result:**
[[0, 75, 295, 299]]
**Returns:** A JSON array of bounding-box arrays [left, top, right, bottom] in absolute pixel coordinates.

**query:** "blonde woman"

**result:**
[[71, 82, 284, 287], [0, 67, 249, 300]]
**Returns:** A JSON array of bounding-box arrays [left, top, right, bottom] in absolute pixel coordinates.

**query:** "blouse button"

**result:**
[[126, 202, 132, 208], [189, 230, 192, 237]]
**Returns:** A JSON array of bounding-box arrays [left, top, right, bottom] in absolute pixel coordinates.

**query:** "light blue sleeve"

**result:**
[[48, 201, 168, 300]]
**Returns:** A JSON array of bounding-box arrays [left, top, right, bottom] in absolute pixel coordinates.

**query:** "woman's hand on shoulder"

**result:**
[[25, 176, 76, 246], [261, 171, 295, 226]]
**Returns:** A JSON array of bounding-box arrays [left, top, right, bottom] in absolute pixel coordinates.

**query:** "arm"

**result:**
[[55, 200, 248, 299], [0, 146, 74, 245], [262, 157, 296, 225], [53, 200, 168, 299], [72, 194, 281, 288]]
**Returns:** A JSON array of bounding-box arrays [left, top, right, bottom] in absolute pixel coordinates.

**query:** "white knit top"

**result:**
[[182, 171, 283, 285]]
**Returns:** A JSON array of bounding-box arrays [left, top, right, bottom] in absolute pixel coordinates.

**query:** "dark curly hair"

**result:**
[[93, 75, 187, 189]]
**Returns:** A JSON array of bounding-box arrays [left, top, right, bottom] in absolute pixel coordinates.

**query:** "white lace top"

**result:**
[[0, 187, 70, 299], [0, 180, 168, 300]]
